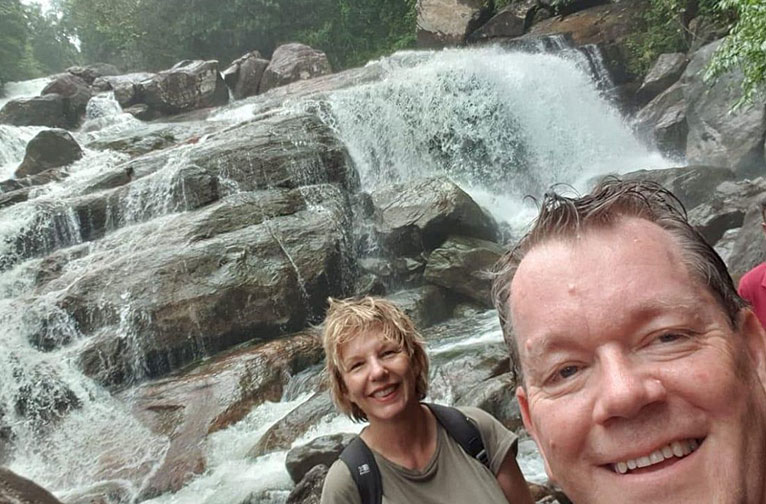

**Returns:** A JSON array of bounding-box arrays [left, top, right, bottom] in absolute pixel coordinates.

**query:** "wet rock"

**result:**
[[286, 464, 329, 504], [42, 73, 93, 125], [622, 165, 736, 212], [92, 72, 155, 107], [10, 360, 81, 427], [123, 103, 156, 121], [0, 468, 63, 504], [387, 285, 454, 328], [87, 131, 175, 157], [467, 5, 526, 43], [66, 63, 121, 85], [250, 391, 336, 457], [632, 82, 687, 158], [636, 53, 688, 105], [15, 129, 83, 178], [0, 94, 70, 128], [286, 433, 356, 483], [358, 256, 426, 289], [688, 15, 729, 53], [429, 341, 510, 402], [223, 50, 269, 99], [259, 44, 332, 94], [62, 481, 133, 504], [683, 40, 766, 177], [127, 332, 324, 499], [424, 235, 505, 307], [416, 0, 493, 48], [138, 60, 229, 116], [455, 372, 522, 431], [372, 177, 497, 256]]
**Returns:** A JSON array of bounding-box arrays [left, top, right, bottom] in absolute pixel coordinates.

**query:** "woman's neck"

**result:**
[[361, 402, 437, 470]]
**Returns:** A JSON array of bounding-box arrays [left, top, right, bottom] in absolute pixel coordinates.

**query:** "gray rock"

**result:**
[[286, 433, 356, 483], [286, 464, 329, 504], [728, 200, 766, 278], [15, 129, 83, 178], [41, 73, 93, 125], [66, 63, 121, 84], [387, 285, 454, 328], [424, 235, 505, 307], [0, 94, 70, 128], [467, 5, 526, 42], [138, 60, 229, 115], [683, 40, 766, 177], [417, 0, 493, 47], [250, 391, 336, 457], [0, 468, 62, 504], [123, 103, 156, 120], [454, 372, 522, 431], [622, 165, 736, 211], [429, 341, 510, 402], [223, 51, 269, 99], [371, 177, 498, 256], [636, 53, 688, 104], [260, 44, 332, 94], [92, 72, 156, 107], [633, 82, 687, 158]]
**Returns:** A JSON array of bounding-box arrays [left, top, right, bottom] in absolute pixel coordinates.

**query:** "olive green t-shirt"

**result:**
[[320, 406, 518, 504]]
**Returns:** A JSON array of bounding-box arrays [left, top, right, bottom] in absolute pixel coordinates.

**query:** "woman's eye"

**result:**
[[348, 362, 363, 371], [381, 348, 399, 357]]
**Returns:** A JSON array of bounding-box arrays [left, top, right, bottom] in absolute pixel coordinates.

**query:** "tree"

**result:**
[[25, 3, 81, 75], [706, 0, 766, 107], [0, 0, 32, 87]]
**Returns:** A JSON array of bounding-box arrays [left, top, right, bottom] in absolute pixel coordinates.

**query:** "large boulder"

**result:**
[[286, 464, 329, 504], [41, 72, 93, 124], [386, 285, 454, 328], [467, 4, 526, 43], [92, 72, 156, 108], [66, 63, 121, 85], [424, 235, 506, 306], [683, 40, 766, 177], [622, 165, 736, 211], [632, 82, 687, 158], [123, 332, 324, 499], [223, 50, 269, 100], [371, 177, 498, 256], [636, 53, 688, 105], [0, 94, 70, 128], [15, 129, 83, 178], [728, 204, 766, 278], [285, 433, 356, 483], [0, 468, 63, 504], [138, 60, 229, 115], [259, 44, 333, 94], [417, 0, 493, 48], [454, 372, 522, 431]]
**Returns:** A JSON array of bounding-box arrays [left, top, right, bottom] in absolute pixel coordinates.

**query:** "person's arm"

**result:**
[[495, 451, 534, 504], [320, 461, 361, 504]]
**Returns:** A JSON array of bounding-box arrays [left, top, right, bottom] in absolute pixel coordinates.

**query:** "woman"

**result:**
[[320, 296, 534, 504]]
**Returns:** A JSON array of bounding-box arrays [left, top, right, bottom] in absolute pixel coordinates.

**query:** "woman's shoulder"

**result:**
[[321, 459, 361, 504]]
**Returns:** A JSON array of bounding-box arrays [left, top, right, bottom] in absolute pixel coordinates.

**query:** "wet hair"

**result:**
[[492, 177, 747, 385], [321, 296, 429, 422]]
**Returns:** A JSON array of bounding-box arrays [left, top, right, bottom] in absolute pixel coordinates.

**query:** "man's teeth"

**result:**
[[614, 439, 700, 474], [373, 385, 396, 398]]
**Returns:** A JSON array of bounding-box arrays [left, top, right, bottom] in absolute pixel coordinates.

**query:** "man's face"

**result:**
[[510, 217, 766, 504]]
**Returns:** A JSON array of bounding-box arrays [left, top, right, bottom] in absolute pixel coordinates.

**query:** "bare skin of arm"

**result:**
[[496, 452, 535, 504]]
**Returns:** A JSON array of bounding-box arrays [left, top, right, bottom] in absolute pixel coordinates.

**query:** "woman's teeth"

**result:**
[[614, 438, 701, 474]]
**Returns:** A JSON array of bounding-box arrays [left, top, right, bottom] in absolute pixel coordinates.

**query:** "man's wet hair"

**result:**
[[492, 178, 747, 384]]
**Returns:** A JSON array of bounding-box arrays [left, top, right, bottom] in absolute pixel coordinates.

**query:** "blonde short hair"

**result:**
[[322, 296, 429, 422]]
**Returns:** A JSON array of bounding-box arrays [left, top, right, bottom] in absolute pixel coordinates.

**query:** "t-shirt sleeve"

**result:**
[[320, 459, 362, 504], [459, 406, 518, 475], [739, 270, 756, 302]]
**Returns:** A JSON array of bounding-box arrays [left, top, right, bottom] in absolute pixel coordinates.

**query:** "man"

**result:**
[[737, 198, 766, 328], [491, 179, 766, 504]]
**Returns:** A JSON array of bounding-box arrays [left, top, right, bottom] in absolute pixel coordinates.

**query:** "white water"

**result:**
[[0, 46, 672, 502]]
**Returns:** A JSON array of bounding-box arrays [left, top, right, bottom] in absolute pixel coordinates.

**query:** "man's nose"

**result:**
[[592, 348, 666, 424]]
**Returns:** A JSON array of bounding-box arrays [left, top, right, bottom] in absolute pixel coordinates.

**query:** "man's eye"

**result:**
[[657, 332, 684, 343], [558, 365, 579, 379]]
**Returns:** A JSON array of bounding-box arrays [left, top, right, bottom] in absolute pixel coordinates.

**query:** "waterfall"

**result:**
[[0, 77, 50, 110], [0, 45, 671, 503]]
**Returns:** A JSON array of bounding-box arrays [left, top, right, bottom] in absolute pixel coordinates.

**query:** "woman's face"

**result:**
[[339, 328, 418, 424]]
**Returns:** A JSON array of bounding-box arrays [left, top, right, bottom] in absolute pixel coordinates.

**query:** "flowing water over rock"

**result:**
[[0, 45, 669, 503]]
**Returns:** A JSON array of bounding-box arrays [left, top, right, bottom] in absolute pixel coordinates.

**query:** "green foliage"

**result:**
[[0, 0, 32, 86], [624, 0, 726, 77], [706, 0, 766, 107], [25, 3, 81, 75]]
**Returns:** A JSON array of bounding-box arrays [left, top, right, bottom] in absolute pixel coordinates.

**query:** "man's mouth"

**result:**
[[371, 384, 398, 399], [611, 438, 704, 474]]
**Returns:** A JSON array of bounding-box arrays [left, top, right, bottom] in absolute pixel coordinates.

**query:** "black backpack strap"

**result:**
[[425, 402, 490, 468], [339, 436, 382, 504]]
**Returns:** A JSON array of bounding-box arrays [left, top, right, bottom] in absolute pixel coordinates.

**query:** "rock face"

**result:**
[[41, 73, 93, 124], [223, 51, 270, 99], [92, 72, 156, 108], [467, 5, 526, 42], [636, 52, 688, 105], [0, 468, 63, 504], [15, 129, 83, 178], [286, 464, 329, 504], [0, 94, 70, 128], [285, 433, 356, 483], [424, 235, 505, 306], [66, 63, 121, 84], [633, 82, 688, 158], [683, 41, 766, 177], [138, 60, 229, 115], [417, 0, 493, 47], [259, 44, 333, 94], [371, 177, 498, 256]]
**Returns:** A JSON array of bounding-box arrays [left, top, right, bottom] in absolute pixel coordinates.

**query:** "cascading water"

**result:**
[[0, 44, 671, 503]]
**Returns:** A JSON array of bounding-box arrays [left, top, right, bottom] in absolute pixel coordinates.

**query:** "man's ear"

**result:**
[[517, 385, 554, 481], [739, 309, 766, 387]]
